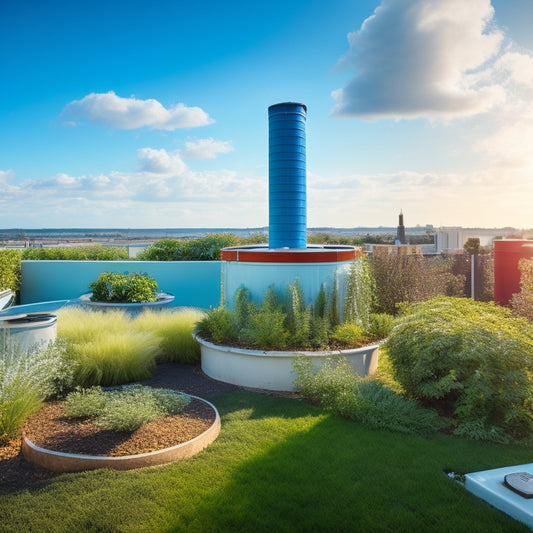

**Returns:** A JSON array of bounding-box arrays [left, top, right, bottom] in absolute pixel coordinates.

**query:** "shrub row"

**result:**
[[136, 233, 266, 261]]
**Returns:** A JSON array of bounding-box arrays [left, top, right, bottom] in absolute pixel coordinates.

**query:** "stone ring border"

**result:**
[[21, 395, 221, 473]]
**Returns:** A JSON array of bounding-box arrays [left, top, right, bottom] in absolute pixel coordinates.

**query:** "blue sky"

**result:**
[[1, 0, 533, 229]]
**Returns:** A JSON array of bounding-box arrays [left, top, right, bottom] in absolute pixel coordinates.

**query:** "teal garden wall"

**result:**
[[20, 261, 221, 309]]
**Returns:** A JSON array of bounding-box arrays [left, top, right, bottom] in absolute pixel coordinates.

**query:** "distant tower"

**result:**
[[396, 211, 407, 245]]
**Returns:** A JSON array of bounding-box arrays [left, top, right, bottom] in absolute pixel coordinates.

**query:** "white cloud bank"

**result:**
[[0, 143, 266, 227], [62, 91, 214, 130], [332, 0, 506, 119]]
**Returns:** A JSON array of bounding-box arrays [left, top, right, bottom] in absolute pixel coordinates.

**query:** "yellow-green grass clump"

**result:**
[[57, 307, 159, 387], [132, 308, 206, 364]]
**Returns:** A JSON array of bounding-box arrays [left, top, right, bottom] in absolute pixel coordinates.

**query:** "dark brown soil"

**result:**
[[23, 397, 215, 456], [0, 363, 238, 492]]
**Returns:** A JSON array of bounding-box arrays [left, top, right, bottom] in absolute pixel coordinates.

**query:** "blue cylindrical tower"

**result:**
[[268, 102, 307, 249]]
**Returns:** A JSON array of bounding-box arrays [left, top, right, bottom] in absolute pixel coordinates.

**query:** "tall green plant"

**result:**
[[285, 280, 312, 348], [327, 274, 340, 330], [343, 258, 375, 329]]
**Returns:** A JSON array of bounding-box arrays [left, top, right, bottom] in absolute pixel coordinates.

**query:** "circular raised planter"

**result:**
[[196, 335, 379, 392], [21, 395, 220, 472], [79, 292, 174, 315], [0, 313, 57, 352]]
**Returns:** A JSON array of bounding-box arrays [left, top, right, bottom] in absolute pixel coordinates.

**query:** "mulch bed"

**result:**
[[0, 364, 239, 492]]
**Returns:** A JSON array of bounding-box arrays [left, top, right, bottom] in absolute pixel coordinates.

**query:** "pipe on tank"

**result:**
[[268, 102, 307, 249]]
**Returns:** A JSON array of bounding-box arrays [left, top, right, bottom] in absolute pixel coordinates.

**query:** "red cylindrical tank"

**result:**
[[494, 240, 533, 305]]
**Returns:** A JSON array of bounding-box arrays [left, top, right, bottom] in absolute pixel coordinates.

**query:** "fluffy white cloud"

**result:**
[[332, 0, 505, 119], [62, 91, 214, 130], [137, 148, 188, 175], [182, 138, 234, 159]]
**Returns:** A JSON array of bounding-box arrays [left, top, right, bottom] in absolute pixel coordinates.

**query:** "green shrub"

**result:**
[[132, 308, 205, 364], [0, 249, 22, 291], [63, 387, 107, 418], [150, 387, 191, 414], [0, 342, 75, 443], [194, 308, 239, 344], [292, 356, 440, 436], [386, 297, 533, 443], [98, 388, 165, 431], [249, 309, 288, 349], [137, 234, 242, 261], [284, 280, 312, 348], [135, 239, 184, 261], [330, 323, 365, 346], [89, 272, 159, 303], [62, 385, 191, 432], [368, 313, 394, 339]]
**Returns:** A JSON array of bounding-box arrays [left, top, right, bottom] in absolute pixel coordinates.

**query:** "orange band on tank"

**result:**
[[220, 247, 360, 263]]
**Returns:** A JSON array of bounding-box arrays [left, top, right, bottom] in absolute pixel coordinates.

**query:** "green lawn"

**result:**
[[1, 391, 531, 532]]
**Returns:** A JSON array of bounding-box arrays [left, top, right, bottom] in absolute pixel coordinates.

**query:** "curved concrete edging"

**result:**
[[22, 395, 220, 473], [197, 335, 380, 392]]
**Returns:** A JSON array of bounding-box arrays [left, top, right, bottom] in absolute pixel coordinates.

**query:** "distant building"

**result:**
[[435, 227, 516, 253], [395, 211, 407, 245]]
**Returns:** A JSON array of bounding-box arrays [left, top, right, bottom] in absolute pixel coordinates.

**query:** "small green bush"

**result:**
[[368, 313, 394, 339], [330, 323, 365, 346], [89, 272, 159, 303], [386, 296, 533, 443], [194, 308, 239, 344], [62, 385, 191, 432], [98, 388, 164, 431], [63, 387, 107, 418], [292, 356, 440, 436]]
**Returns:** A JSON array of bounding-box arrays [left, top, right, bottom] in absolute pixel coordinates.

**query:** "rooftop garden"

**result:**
[[0, 247, 532, 530]]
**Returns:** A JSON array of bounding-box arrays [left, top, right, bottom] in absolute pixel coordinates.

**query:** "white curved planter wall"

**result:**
[[79, 292, 174, 316], [0, 314, 57, 352], [197, 335, 379, 392]]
